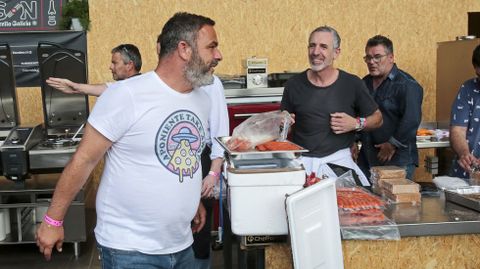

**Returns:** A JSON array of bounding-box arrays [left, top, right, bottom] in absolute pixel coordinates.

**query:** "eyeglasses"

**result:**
[[363, 54, 388, 63]]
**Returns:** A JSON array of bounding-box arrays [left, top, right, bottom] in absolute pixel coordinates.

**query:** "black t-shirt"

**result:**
[[281, 69, 378, 158]]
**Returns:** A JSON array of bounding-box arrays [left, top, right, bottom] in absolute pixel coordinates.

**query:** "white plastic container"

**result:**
[[286, 178, 343, 269], [227, 168, 305, 235]]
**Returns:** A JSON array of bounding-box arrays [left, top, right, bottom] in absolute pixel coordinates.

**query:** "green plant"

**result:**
[[59, 0, 90, 31]]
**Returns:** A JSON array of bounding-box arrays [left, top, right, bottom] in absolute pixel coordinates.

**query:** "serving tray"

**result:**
[[214, 136, 308, 157], [445, 186, 480, 212]]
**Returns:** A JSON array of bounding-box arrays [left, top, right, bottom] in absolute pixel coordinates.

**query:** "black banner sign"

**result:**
[[0, 0, 66, 31], [0, 31, 87, 87]]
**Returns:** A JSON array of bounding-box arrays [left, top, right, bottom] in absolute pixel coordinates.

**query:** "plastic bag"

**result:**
[[469, 165, 480, 185], [226, 110, 293, 151], [335, 170, 358, 188], [340, 220, 400, 240], [336, 187, 385, 212], [211, 174, 227, 200], [336, 186, 400, 240], [432, 176, 469, 190]]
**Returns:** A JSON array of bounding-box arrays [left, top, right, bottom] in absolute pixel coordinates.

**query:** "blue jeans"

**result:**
[[97, 242, 195, 269]]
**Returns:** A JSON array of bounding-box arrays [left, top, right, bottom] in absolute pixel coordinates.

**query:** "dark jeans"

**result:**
[[192, 146, 213, 260]]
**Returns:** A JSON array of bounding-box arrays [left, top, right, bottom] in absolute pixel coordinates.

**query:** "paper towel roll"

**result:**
[[0, 211, 6, 241], [3, 209, 10, 235]]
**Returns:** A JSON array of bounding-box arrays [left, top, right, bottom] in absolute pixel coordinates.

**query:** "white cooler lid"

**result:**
[[286, 178, 344, 269]]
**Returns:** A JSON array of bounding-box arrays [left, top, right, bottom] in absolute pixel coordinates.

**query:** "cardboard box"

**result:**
[[370, 166, 406, 179], [384, 189, 421, 204], [377, 177, 405, 189], [382, 178, 420, 194]]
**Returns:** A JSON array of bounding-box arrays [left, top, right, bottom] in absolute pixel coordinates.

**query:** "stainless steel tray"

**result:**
[[214, 136, 308, 157], [445, 186, 480, 212], [230, 157, 303, 170]]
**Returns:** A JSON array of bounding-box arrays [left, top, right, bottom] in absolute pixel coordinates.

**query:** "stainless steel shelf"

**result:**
[[0, 175, 86, 257], [225, 87, 283, 104], [224, 87, 284, 98]]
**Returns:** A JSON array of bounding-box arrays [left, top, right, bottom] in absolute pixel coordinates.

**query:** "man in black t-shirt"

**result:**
[[281, 26, 382, 186]]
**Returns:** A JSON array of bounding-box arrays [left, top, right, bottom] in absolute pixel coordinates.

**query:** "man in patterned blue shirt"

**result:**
[[450, 44, 480, 179]]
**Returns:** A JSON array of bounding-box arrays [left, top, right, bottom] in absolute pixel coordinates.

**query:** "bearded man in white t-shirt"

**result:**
[[36, 12, 223, 269]]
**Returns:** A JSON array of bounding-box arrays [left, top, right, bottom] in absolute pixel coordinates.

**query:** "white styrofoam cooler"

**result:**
[[286, 178, 343, 269], [226, 168, 305, 235]]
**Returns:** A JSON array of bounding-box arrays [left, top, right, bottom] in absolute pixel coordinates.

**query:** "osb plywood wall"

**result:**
[[17, 0, 480, 125], [267, 234, 480, 269]]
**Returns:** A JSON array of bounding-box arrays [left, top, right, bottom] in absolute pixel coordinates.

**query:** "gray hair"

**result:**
[[111, 44, 142, 72], [309, 26, 341, 49], [158, 12, 215, 59]]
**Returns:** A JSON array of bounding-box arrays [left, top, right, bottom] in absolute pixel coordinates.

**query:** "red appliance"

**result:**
[[227, 103, 281, 135]]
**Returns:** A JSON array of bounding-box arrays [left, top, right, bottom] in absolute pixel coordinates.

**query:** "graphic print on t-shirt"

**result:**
[[155, 110, 206, 182]]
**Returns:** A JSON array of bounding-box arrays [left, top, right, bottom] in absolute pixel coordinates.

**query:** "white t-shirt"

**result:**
[[90, 71, 210, 254], [200, 75, 229, 160]]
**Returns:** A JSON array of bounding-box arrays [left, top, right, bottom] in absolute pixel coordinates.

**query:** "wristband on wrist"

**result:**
[[208, 171, 220, 178], [44, 214, 63, 227]]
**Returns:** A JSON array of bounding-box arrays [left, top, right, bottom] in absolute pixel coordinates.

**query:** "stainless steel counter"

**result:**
[[416, 140, 450, 148], [355, 193, 480, 237], [226, 190, 480, 269], [29, 143, 78, 170]]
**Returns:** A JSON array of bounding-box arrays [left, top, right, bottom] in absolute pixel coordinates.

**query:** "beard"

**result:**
[[309, 55, 333, 72], [185, 50, 217, 88], [310, 62, 327, 72]]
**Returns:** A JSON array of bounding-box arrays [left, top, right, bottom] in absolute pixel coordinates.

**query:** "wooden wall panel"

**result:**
[[12, 1, 480, 198], [85, 0, 480, 123], [16, 87, 43, 125], [15, 0, 480, 124], [267, 234, 480, 269]]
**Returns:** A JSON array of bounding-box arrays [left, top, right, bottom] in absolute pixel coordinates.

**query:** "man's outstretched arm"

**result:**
[[46, 77, 107, 97]]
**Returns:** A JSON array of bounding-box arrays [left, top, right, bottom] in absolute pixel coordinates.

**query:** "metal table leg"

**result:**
[[73, 242, 80, 258], [222, 203, 233, 268], [256, 248, 265, 269]]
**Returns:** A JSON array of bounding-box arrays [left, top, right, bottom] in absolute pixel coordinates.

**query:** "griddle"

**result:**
[[445, 186, 480, 212]]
